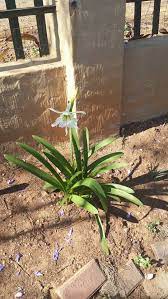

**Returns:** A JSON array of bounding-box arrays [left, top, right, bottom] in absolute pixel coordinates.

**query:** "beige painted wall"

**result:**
[[72, 0, 126, 137], [0, 63, 67, 144], [0, 1, 168, 151], [122, 36, 168, 124]]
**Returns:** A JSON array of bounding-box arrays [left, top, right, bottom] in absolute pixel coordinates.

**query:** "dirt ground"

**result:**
[[0, 0, 48, 63], [126, 0, 168, 35], [0, 115, 168, 298]]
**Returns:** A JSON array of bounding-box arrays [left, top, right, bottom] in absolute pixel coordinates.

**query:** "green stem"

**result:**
[[69, 128, 73, 166]]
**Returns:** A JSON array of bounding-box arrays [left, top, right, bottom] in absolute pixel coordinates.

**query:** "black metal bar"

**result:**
[[0, 5, 56, 19], [134, 0, 142, 38], [152, 0, 161, 34], [126, 0, 150, 2], [34, 0, 50, 57], [5, 0, 25, 60]]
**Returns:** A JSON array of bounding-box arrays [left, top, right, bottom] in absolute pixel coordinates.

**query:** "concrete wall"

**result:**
[[122, 36, 168, 124], [0, 0, 168, 149], [72, 0, 125, 137], [0, 0, 72, 148], [0, 63, 67, 144]]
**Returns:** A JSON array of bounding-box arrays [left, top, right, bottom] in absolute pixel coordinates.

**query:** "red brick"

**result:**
[[54, 259, 106, 299]]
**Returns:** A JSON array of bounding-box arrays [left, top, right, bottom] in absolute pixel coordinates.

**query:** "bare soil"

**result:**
[[126, 0, 168, 35], [0, 1, 47, 63], [0, 116, 168, 298]]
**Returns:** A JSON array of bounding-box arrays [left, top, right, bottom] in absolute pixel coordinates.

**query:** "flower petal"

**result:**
[[53, 248, 59, 261], [67, 119, 77, 128], [51, 117, 63, 128], [15, 253, 23, 263], [58, 210, 64, 217], [76, 111, 86, 114], [34, 271, 43, 277], [49, 108, 62, 114], [58, 119, 67, 128], [0, 264, 5, 272]]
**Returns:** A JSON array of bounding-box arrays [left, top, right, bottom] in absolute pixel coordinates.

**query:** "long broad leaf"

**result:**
[[102, 184, 142, 206], [71, 130, 82, 172], [107, 194, 121, 202], [95, 214, 110, 255], [43, 182, 58, 193], [32, 135, 73, 173], [44, 151, 72, 179], [82, 128, 89, 177], [90, 162, 127, 177], [17, 142, 65, 189], [70, 194, 98, 215], [89, 135, 117, 157], [4, 154, 63, 190], [67, 171, 82, 190], [109, 183, 135, 194], [88, 152, 124, 173], [73, 178, 108, 212]]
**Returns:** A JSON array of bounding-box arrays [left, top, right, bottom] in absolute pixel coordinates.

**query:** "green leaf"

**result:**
[[43, 182, 58, 193], [102, 184, 142, 206], [71, 130, 82, 172], [4, 154, 64, 190], [107, 194, 121, 202], [71, 128, 80, 148], [32, 135, 73, 173], [67, 171, 82, 190], [82, 128, 89, 177], [17, 142, 65, 189], [73, 178, 108, 212], [70, 194, 98, 215], [44, 151, 72, 179], [89, 135, 118, 157], [109, 183, 135, 194], [95, 214, 110, 255], [88, 152, 124, 173], [90, 162, 127, 177]]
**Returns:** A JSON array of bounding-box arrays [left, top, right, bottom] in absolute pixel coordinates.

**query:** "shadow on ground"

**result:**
[[0, 168, 167, 244]]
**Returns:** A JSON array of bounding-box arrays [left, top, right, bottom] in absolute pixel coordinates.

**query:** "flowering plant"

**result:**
[[4, 97, 142, 254]]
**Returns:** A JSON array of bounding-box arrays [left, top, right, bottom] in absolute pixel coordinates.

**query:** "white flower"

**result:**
[[49, 103, 85, 135]]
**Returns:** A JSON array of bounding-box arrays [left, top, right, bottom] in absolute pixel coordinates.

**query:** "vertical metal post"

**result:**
[[34, 0, 49, 56], [5, 0, 25, 60]]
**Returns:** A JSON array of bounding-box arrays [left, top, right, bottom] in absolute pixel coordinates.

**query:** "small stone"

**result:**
[[151, 239, 168, 264], [15, 289, 24, 298], [54, 259, 106, 299], [145, 273, 154, 280], [118, 260, 143, 297], [7, 178, 15, 185]]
